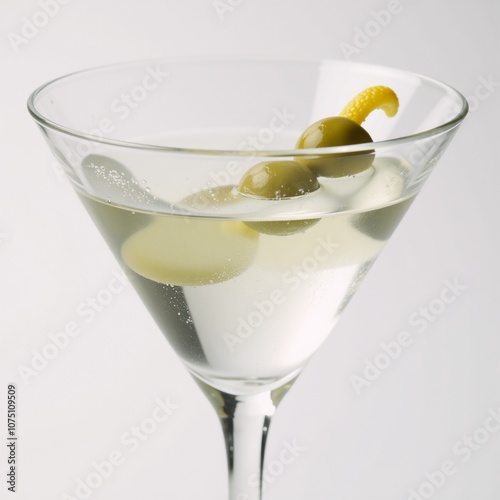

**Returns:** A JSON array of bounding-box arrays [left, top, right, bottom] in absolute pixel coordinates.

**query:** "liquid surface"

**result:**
[[76, 131, 415, 394]]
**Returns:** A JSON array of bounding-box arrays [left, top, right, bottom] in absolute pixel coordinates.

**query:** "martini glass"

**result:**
[[28, 59, 467, 499]]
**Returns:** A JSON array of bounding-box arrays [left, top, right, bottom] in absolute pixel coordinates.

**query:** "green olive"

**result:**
[[237, 160, 320, 199], [295, 116, 374, 177], [237, 160, 320, 236]]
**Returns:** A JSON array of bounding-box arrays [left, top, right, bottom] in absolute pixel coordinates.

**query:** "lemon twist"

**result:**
[[339, 85, 399, 125]]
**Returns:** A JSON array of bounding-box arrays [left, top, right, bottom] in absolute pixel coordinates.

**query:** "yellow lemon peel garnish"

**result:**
[[339, 85, 399, 125]]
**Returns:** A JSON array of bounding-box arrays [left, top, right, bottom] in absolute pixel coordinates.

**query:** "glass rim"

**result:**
[[27, 56, 469, 157]]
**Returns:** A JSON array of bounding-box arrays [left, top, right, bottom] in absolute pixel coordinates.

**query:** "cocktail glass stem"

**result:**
[[196, 378, 296, 500]]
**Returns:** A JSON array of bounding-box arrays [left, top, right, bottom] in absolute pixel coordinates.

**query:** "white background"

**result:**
[[1, 0, 499, 499]]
